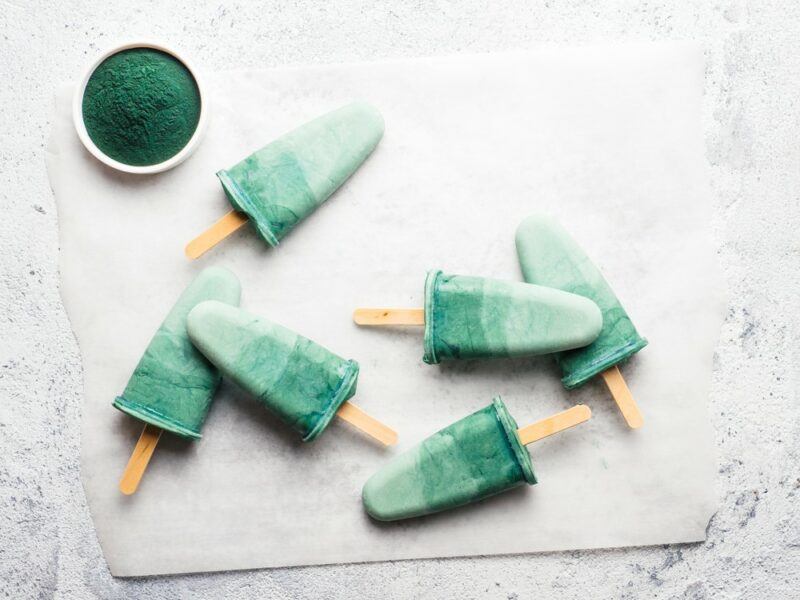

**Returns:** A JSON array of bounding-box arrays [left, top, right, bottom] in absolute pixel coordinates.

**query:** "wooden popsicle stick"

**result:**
[[600, 365, 644, 429], [119, 424, 163, 495], [185, 210, 249, 260], [336, 401, 398, 446], [353, 308, 425, 326], [516, 404, 591, 446]]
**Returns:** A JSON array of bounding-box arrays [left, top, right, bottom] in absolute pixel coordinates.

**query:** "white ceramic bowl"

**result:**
[[72, 41, 208, 174]]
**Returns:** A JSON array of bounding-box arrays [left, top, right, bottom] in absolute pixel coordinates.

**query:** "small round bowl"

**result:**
[[72, 41, 208, 174]]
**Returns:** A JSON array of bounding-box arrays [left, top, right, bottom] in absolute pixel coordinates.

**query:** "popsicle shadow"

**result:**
[[212, 217, 270, 261], [217, 380, 304, 450], [527, 419, 594, 464], [209, 187, 357, 263], [326, 416, 398, 457], [619, 351, 644, 380], [214, 379, 393, 457], [565, 352, 647, 430], [434, 354, 560, 389], [112, 409, 195, 458], [149, 425, 195, 457], [350, 324, 425, 346], [565, 376, 616, 420]]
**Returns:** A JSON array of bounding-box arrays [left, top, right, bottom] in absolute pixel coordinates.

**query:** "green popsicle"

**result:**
[[362, 397, 536, 521], [217, 102, 384, 247], [515, 214, 646, 428], [515, 215, 647, 388], [113, 266, 242, 439], [422, 270, 602, 364], [186, 301, 360, 442]]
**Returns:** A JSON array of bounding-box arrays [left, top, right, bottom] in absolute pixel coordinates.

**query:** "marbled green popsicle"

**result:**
[[217, 102, 384, 247], [113, 267, 242, 439], [515, 214, 648, 389], [423, 270, 602, 364], [186, 301, 359, 441], [362, 397, 536, 521]]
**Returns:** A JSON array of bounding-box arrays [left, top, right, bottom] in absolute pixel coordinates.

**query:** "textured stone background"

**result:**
[[1, 2, 798, 598]]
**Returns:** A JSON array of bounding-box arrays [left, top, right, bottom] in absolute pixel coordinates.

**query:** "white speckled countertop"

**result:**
[[1, 2, 798, 598]]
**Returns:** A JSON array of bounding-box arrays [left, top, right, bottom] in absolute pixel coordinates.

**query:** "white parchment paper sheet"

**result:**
[[46, 43, 723, 577]]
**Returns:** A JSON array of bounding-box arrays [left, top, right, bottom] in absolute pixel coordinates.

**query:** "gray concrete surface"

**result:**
[[1, 1, 798, 598]]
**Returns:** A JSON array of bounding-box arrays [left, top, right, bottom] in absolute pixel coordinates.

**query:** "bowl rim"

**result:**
[[72, 40, 208, 175]]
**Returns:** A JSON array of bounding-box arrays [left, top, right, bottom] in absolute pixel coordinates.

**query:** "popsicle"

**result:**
[[185, 102, 384, 258], [115, 266, 241, 494], [362, 398, 590, 521], [515, 214, 647, 428], [354, 270, 602, 364], [187, 301, 397, 445]]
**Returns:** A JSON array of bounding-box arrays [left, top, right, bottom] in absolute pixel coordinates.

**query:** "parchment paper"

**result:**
[[46, 43, 723, 577]]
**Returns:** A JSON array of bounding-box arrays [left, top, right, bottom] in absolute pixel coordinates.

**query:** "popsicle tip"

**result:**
[[627, 414, 644, 429], [196, 265, 242, 297], [514, 213, 561, 246], [348, 100, 385, 132], [184, 239, 204, 260], [361, 479, 393, 521], [119, 480, 137, 495]]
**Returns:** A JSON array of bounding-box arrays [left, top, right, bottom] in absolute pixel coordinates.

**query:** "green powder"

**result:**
[[82, 48, 201, 166]]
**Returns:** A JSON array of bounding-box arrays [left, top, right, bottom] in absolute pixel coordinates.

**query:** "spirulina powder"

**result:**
[[82, 48, 201, 166]]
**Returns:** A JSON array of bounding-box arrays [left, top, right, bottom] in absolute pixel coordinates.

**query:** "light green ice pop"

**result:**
[[186, 102, 385, 259], [113, 266, 242, 439], [187, 301, 396, 444], [218, 102, 383, 246], [423, 270, 602, 364], [353, 271, 602, 365], [115, 266, 241, 495], [363, 398, 535, 521], [515, 214, 647, 428], [363, 398, 591, 521]]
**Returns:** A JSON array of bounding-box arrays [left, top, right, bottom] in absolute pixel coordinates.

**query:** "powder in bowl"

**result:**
[[81, 48, 202, 167]]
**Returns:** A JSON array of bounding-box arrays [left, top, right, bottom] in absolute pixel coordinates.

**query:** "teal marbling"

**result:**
[[362, 397, 536, 521], [113, 267, 242, 439], [217, 102, 384, 246], [187, 301, 358, 441], [422, 270, 602, 364], [515, 214, 648, 389]]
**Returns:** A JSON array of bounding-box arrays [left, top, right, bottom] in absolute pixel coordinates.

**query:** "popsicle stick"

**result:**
[[600, 365, 644, 429], [336, 402, 398, 446], [516, 405, 592, 446], [353, 308, 425, 326], [185, 210, 249, 260], [119, 424, 163, 495]]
